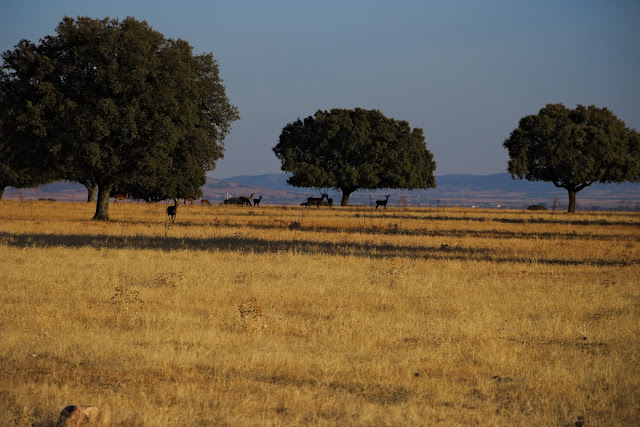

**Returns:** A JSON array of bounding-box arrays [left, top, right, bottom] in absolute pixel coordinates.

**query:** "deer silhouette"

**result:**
[[376, 195, 390, 209], [167, 199, 178, 221], [306, 192, 328, 208], [327, 197, 334, 208], [238, 193, 254, 206], [253, 195, 263, 207], [112, 193, 127, 203]]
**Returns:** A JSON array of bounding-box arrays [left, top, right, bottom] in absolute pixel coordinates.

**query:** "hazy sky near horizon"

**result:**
[[2, 0, 639, 178]]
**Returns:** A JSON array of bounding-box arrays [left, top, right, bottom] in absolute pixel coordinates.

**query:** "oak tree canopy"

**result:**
[[273, 108, 437, 206]]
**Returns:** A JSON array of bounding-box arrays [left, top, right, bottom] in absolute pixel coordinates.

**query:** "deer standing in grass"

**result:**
[[238, 193, 254, 206], [201, 199, 211, 206], [167, 199, 178, 222], [306, 192, 328, 208], [113, 193, 127, 203], [253, 195, 263, 207], [376, 195, 390, 209], [327, 197, 334, 208]]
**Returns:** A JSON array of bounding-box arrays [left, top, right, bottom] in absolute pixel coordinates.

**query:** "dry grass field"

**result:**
[[1, 200, 638, 425]]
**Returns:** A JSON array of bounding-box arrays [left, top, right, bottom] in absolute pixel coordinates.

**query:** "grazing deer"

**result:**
[[201, 199, 211, 206], [253, 195, 263, 207], [167, 199, 178, 221], [306, 192, 328, 208], [113, 193, 127, 203], [238, 193, 254, 206], [376, 195, 390, 209], [184, 196, 196, 205]]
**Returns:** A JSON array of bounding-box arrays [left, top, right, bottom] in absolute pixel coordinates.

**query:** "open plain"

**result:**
[[1, 200, 638, 425]]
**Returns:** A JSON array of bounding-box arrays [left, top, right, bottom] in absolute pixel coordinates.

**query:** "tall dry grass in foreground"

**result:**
[[0, 200, 638, 425]]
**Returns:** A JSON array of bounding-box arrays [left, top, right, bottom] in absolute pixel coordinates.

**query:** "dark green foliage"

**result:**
[[223, 197, 246, 205], [273, 108, 436, 206], [0, 62, 58, 198], [503, 104, 640, 212], [526, 204, 548, 211], [1, 16, 239, 218]]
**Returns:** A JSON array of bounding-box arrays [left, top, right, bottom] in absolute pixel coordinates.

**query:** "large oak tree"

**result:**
[[273, 108, 436, 206], [1, 16, 239, 218], [503, 104, 640, 212]]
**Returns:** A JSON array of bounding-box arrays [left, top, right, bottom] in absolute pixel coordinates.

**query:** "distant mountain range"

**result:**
[[214, 173, 639, 210], [3, 173, 639, 210]]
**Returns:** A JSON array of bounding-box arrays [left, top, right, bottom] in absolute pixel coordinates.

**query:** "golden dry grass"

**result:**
[[0, 200, 638, 425]]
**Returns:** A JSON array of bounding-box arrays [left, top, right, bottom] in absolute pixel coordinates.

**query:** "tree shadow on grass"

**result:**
[[214, 222, 638, 242], [355, 212, 640, 227], [105, 218, 637, 242], [0, 231, 633, 267]]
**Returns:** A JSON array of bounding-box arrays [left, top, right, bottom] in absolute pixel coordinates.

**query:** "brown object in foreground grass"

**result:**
[[56, 405, 99, 426]]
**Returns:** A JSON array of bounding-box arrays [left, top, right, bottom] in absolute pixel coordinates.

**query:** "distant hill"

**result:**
[[219, 173, 639, 210], [222, 173, 292, 191], [3, 173, 638, 210], [225, 173, 561, 193]]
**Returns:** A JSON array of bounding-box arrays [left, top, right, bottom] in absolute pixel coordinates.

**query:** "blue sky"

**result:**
[[2, 0, 639, 178]]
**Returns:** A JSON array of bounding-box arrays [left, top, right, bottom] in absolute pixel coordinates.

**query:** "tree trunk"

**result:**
[[93, 184, 113, 220], [567, 189, 577, 213], [0, 186, 5, 200], [340, 189, 354, 207], [85, 183, 98, 202]]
